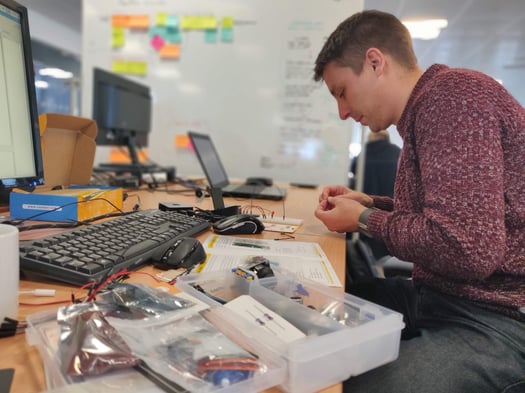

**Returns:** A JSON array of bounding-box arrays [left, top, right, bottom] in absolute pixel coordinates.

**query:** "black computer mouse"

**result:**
[[212, 214, 265, 235], [154, 237, 206, 270]]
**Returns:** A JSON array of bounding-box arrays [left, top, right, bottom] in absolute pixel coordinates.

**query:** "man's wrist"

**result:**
[[358, 208, 376, 237]]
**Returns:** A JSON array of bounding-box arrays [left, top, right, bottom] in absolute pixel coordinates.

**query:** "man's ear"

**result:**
[[365, 48, 384, 74]]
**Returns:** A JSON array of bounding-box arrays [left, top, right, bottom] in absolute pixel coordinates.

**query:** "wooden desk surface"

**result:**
[[1, 184, 345, 393]]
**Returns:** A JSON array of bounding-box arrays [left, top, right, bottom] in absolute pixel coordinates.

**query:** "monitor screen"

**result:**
[[92, 67, 152, 165], [0, 0, 44, 203]]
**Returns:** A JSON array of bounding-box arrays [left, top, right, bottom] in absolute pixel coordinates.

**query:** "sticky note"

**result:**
[[128, 15, 149, 29], [150, 34, 165, 51], [112, 27, 125, 48], [156, 12, 168, 26], [166, 15, 179, 28], [175, 134, 190, 148], [159, 44, 181, 59], [166, 27, 182, 44], [221, 16, 234, 29], [205, 29, 218, 43], [221, 28, 234, 42], [112, 14, 129, 28]]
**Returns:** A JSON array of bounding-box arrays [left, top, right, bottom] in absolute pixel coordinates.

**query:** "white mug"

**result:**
[[0, 224, 19, 323]]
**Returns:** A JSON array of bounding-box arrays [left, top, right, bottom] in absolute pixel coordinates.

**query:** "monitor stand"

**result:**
[[94, 136, 175, 183]]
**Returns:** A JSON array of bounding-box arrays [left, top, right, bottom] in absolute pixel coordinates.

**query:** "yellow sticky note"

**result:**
[[181, 16, 197, 30], [111, 60, 128, 74], [127, 61, 148, 75], [201, 16, 218, 30], [112, 27, 125, 48], [181, 15, 217, 30], [156, 12, 168, 26], [221, 16, 234, 29], [111, 61, 147, 76]]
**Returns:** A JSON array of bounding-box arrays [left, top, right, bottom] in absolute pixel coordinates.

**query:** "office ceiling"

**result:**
[[17, 0, 525, 104]]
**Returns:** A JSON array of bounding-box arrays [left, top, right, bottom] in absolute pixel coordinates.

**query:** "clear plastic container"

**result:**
[[176, 269, 405, 393]]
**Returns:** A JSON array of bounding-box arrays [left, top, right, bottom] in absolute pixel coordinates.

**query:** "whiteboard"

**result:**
[[81, 0, 362, 185]]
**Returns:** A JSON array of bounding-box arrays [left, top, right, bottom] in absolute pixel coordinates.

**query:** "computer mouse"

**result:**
[[212, 214, 265, 235], [153, 237, 206, 270]]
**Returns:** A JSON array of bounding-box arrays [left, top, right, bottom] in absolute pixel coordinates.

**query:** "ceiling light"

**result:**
[[39, 67, 74, 79], [402, 19, 448, 40], [35, 80, 49, 89]]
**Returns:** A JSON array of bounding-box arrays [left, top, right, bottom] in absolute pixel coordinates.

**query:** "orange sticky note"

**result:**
[[175, 134, 190, 148], [109, 148, 148, 163], [159, 44, 181, 59], [128, 14, 150, 29], [112, 15, 130, 28]]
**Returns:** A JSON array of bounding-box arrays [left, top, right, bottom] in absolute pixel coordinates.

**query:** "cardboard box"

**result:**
[[38, 113, 98, 189], [9, 186, 123, 222]]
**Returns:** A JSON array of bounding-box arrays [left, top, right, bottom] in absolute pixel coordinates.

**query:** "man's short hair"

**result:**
[[313, 10, 418, 82]]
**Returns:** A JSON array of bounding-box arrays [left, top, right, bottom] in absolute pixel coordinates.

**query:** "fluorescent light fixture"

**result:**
[[35, 80, 49, 89], [402, 19, 448, 40], [39, 67, 74, 79]]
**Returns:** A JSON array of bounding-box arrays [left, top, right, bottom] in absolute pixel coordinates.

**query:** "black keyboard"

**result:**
[[19, 209, 210, 286]]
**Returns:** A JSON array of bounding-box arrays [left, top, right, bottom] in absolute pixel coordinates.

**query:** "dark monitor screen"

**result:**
[[0, 0, 44, 203], [92, 67, 152, 165], [188, 131, 229, 189]]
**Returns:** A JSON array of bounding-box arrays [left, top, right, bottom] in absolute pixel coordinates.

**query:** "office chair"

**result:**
[[345, 234, 413, 290]]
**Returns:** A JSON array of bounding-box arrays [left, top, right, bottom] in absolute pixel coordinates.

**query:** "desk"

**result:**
[[1, 185, 345, 393]]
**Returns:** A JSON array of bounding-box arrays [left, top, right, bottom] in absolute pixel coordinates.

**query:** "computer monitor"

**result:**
[[0, 0, 45, 205], [91, 67, 152, 168]]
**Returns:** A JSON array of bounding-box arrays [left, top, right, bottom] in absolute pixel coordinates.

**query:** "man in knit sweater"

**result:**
[[313, 10, 525, 393]]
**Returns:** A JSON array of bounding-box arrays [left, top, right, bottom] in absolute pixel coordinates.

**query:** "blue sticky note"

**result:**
[[205, 29, 218, 43], [221, 27, 233, 42], [166, 27, 182, 44]]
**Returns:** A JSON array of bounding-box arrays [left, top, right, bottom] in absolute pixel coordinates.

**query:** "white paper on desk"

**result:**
[[197, 235, 342, 287], [224, 295, 306, 343]]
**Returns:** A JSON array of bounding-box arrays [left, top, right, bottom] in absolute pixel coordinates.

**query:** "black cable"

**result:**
[[16, 207, 140, 232]]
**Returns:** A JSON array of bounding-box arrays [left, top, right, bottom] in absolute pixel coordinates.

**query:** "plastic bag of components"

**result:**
[[57, 302, 139, 377], [56, 284, 199, 378], [95, 282, 196, 321], [109, 307, 268, 392]]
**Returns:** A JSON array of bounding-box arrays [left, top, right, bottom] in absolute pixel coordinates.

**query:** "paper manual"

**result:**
[[196, 234, 342, 287], [225, 295, 306, 343]]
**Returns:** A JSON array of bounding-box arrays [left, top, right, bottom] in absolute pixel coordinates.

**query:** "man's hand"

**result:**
[[315, 196, 367, 233], [318, 185, 374, 207]]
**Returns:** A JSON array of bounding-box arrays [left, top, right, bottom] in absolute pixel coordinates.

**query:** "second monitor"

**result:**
[[92, 67, 151, 166]]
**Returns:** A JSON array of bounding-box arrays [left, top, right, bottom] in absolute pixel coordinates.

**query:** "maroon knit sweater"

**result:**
[[366, 64, 525, 318]]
